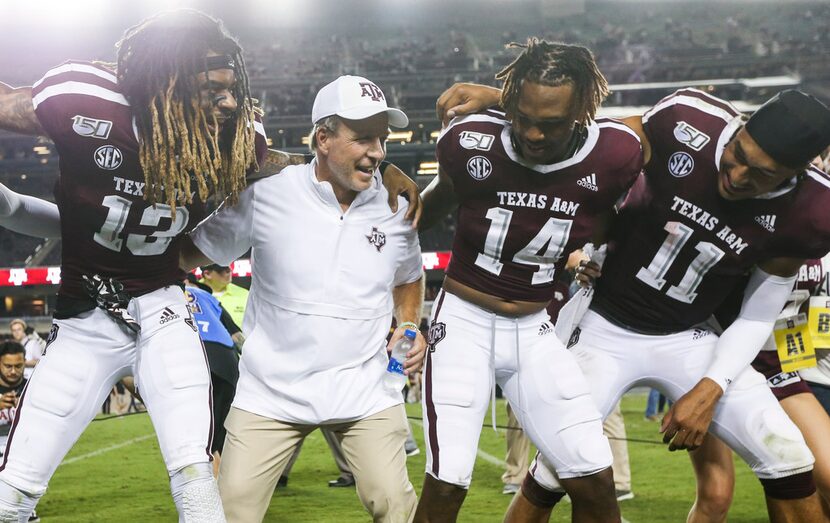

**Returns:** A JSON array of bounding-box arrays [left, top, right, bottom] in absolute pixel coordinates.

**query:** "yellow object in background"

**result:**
[[774, 313, 817, 372]]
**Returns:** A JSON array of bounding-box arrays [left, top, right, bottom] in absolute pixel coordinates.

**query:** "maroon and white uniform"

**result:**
[[0, 61, 267, 499], [423, 109, 642, 487], [531, 89, 829, 492]]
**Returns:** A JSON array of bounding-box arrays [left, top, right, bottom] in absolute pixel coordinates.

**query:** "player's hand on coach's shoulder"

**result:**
[[660, 378, 724, 452], [381, 162, 422, 228], [436, 83, 502, 127]]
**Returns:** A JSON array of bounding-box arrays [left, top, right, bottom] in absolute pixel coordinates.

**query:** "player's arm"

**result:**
[[419, 166, 459, 231], [619, 115, 653, 165], [0, 182, 61, 238], [380, 162, 421, 227], [435, 83, 501, 127], [0, 83, 44, 136], [390, 276, 426, 375], [247, 149, 308, 182], [662, 256, 801, 451]]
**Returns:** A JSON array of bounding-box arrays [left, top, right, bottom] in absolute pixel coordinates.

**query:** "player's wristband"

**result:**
[[399, 321, 419, 331]]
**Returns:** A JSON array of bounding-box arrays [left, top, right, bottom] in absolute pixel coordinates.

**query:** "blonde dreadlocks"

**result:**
[[496, 39, 609, 126], [116, 9, 257, 212]]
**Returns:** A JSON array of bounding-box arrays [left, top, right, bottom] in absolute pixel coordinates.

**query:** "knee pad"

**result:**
[[170, 463, 225, 523], [760, 471, 816, 500], [750, 407, 814, 476], [0, 479, 38, 523]]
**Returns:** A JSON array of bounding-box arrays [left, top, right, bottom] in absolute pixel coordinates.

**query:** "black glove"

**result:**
[[82, 275, 140, 334]]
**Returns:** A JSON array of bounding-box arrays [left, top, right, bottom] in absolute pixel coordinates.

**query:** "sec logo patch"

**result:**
[[467, 156, 492, 180], [94, 145, 123, 170], [668, 151, 694, 178]]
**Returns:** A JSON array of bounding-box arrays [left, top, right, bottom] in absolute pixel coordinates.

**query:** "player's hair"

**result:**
[[0, 341, 24, 358], [115, 9, 257, 210], [308, 116, 341, 154], [496, 39, 609, 125]]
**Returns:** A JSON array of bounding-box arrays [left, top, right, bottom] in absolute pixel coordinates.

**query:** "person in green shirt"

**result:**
[[200, 264, 249, 328]]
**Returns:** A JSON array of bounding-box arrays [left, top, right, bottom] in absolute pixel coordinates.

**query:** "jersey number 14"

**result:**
[[475, 207, 572, 285]]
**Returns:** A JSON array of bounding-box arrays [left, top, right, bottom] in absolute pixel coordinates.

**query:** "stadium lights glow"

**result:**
[[1, 0, 112, 27], [417, 161, 439, 176], [33, 146, 49, 156], [387, 131, 413, 143]]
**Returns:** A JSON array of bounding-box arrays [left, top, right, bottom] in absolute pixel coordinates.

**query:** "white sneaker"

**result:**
[[502, 483, 520, 495], [616, 489, 635, 501]]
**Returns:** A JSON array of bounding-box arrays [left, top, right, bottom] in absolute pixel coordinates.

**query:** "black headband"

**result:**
[[745, 90, 830, 169], [204, 55, 236, 72]]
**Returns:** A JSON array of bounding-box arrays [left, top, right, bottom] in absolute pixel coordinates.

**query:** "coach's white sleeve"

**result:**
[[393, 204, 424, 286], [0, 182, 61, 239], [189, 183, 256, 266], [703, 267, 797, 392]]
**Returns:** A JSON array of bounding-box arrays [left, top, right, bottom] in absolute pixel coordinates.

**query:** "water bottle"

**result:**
[[383, 328, 417, 391]]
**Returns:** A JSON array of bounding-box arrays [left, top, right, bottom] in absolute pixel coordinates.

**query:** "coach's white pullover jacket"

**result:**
[[190, 160, 422, 424]]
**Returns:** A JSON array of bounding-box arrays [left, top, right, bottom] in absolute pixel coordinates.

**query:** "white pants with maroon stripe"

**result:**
[[422, 290, 612, 488], [530, 309, 814, 491], [0, 286, 213, 496]]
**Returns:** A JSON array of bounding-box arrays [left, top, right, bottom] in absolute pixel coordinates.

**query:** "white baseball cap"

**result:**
[[311, 75, 409, 128]]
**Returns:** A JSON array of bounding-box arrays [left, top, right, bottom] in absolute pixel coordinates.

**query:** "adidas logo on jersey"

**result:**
[[754, 214, 777, 232], [538, 322, 554, 337], [577, 173, 598, 191], [159, 307, 180, 325]]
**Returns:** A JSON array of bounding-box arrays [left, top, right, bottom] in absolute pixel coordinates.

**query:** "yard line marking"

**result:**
[[60, 433, 155, 466]]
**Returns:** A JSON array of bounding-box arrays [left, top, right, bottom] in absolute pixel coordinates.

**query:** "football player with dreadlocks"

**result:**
[[0, 9, 263, 521], [415, 39, 644, 522]]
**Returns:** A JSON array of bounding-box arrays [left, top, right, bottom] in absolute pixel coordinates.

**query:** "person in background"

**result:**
[[8, 319, 43, 380], [201, 264, 249, 328]]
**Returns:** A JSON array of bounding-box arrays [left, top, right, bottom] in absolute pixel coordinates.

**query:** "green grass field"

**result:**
[[39, 393, 770, 522]]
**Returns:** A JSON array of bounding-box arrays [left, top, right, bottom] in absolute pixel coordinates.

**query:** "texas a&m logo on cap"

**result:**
[[359, 82, 385, 102]]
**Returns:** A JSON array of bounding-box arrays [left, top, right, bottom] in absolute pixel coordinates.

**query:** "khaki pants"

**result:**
[[603, 401, 631, 491], [218, 405, 417, 523], [502, 402, 531, 485]]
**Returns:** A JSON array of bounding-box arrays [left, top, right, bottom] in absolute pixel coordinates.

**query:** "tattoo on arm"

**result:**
[[0, 87, 44, 136]]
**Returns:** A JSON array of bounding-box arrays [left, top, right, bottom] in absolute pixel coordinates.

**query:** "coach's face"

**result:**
[[0, 353, 23, 388], [718, 128, 802, 200], [510, 81, 577, 164], [316, 113, 389, 204]]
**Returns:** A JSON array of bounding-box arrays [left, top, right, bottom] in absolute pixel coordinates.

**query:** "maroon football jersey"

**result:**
[[593, 88, 830, 333], [31, 61, 266, 316], [436, 109, 643, 302]]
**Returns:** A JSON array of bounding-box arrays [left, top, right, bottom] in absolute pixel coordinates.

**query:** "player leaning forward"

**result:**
[[181, 75, 426, 523], [0, 10, 267, 521], [440, 83, 830, 520]]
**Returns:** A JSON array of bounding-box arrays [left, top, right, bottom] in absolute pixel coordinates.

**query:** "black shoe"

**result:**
[[28, 510, 40, 523], [277, 475, 288, 488], [328, 476, 355, 488]]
